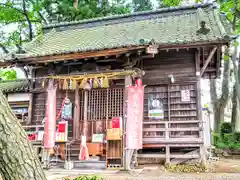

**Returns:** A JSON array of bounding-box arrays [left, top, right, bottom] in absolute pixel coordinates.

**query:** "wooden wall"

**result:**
[[142, 49, 196, 85], [140, 49, 200, 144], [30, 48, 216, 146]]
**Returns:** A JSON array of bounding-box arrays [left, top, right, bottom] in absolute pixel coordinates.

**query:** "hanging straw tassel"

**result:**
[[41, 79, 45, 88], [93, 77, 98, 89], [58, 79, 62, 90], [72, 79, 77, 90], [80, 78, 87, 89], [63, 79, 68, 90], [102, 77, 109, 88]]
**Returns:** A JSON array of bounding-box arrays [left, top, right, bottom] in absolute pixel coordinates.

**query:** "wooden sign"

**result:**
[[92, 134, 104, 143], [146, 45, 158, 54], [126, 86, 144, 149], [56, 121, 68, 142], [181, 90, 190, 102]]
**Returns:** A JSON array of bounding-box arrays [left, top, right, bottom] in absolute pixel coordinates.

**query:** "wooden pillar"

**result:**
[[83, 91, 88, 137], [73, 84, 80, 140], [165, 146, 170, 165], [123, 75, 132, 170], [195, 49, 206, 165], [28, 68, 35, 125]]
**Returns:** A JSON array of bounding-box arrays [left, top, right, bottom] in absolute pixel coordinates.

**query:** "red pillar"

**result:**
[[44, 79, 57, 149]]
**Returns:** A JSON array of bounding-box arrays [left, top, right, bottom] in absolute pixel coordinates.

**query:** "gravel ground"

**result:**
[[100, 172, 240, 180]]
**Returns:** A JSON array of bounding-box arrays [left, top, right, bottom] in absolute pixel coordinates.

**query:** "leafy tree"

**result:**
[[158, 0, 182, 7], [132, 0, 153, 12], [0, 69, 17, 80], [218, 0, 240, 131], [0, 0, 46, 53], [42, 0, 131, 22]]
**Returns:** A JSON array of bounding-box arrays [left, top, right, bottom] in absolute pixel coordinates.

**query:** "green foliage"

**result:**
[[220, 122, 233, 135], [0, 69, 17, 80], [158, 0, 182, 8], [166, 164, 206, 173], [234, 132, 240, 142], [42, 0, 131, 22], [68, 175, 104, 180], [213, 123, 240, 150], [132, 0, 153, 12], [0, 0, 44, 52], [218, 0, 240, 33]]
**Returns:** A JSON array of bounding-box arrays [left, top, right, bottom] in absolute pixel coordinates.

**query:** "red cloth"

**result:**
[[112, 117, 121, 129], [79, 146, 89, 160], [28, 133, 36, 140], [58, 123, 66, 133]]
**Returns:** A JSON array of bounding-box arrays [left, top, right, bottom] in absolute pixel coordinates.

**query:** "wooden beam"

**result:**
[[216, 45, 221, 77], [143, 120, 200, 124], [200, 46, 217, 76], [143, 127, 201, 132], [143, 144, 201, 148], [143, 138, 203, 144], [17, 46, 145, 64]]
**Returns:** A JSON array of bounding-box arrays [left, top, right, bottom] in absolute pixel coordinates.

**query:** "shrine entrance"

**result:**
[[70, 88, 124, 161], [76, 88, 124, 141]]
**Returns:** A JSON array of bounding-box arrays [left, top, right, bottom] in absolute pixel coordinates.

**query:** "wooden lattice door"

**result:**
[[78, 88, 124, 142]]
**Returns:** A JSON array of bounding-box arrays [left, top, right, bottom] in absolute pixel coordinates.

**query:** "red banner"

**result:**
[[126, 86, 144, 149], [44, 81, 57, 148]]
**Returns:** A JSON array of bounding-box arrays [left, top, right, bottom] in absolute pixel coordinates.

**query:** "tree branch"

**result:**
[[0, 44, 9, 54], [0, 3, 24, 15], [22, 0, 33, 40]]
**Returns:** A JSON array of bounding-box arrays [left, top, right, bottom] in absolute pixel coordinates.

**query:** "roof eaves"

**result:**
[[16, 40, 229, 61]]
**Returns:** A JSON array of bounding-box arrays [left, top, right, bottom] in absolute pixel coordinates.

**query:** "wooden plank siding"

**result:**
[[141, 49, 200, 145]]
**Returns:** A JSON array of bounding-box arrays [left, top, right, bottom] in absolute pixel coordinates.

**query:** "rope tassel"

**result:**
[[63, 79, 68, 90], [93, 77, 99, 88], [102, 77, 109, 88]]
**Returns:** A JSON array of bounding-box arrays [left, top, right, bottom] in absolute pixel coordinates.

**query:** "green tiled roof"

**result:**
[[20, 3, 231, 59], [0, 79, 29, 93]]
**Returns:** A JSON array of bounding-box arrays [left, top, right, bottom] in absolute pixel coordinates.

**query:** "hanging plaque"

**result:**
[[148, 98, 164, 119], [146, 45, 158, 54], [181, 90, 190, 102]]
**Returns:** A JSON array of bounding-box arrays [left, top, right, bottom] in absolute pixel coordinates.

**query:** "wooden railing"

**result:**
[[143, 120, 203, 144]]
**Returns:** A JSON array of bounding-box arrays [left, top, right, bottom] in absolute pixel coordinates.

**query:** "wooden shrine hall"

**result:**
[[1, 3, 232, 168]]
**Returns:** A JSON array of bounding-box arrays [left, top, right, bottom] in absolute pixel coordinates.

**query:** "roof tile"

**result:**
[[20, 3, 231, 59]]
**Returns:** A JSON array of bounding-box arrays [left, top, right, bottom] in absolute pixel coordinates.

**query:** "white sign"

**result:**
[[181, 90, 190, 102], [148, 98, 164, 119], [146, 45, 158, 54]]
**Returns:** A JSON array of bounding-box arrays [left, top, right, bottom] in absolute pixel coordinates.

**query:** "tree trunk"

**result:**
[[232, 83, 240, 132], [210, 57, 231, 132], [74, 0, 79, 9], [0, 91, 46, 180], [210, 79, 225, 133]]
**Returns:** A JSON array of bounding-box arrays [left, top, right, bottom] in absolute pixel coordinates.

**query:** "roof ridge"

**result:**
[[44, 3, 215, 29]]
